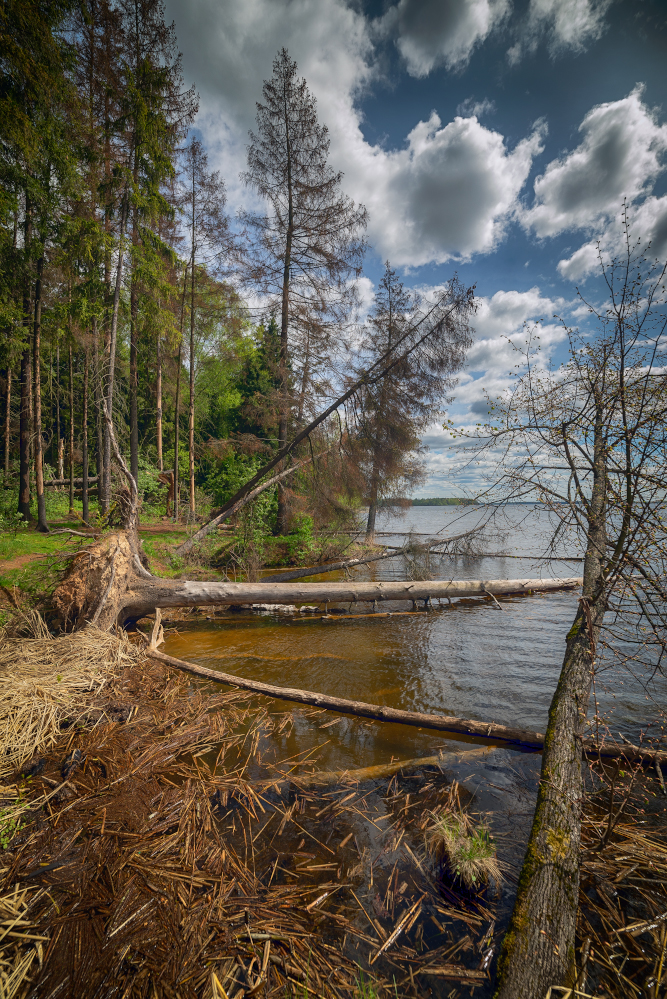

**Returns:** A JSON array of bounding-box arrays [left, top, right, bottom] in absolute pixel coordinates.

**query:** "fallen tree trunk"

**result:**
[[52, 532, 583, 630], [144, 646, 667, 764], [262, 529, 484, 582], [122, 575, 581, 622], [44, 476, 99, 488]]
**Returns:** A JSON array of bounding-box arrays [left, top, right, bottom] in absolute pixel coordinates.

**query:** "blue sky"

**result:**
[[164, 0, 667, 495]]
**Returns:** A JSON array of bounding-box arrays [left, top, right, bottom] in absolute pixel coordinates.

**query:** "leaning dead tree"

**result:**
[[175, 274, 474, 554], [459, 213, 667, 999]]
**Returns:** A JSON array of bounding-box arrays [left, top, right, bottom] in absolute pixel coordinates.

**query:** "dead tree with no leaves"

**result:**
[[459, 210, 667, 999]]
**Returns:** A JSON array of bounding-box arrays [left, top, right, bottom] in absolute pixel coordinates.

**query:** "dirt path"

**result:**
[[1, 553, 43, 572]]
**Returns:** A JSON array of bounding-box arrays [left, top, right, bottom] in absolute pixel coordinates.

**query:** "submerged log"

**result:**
[[52, 531, 584, 630], [144, 647, 667, 765]]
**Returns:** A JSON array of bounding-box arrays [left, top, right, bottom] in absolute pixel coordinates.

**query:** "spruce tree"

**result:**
[[242, 48, 367, 532]]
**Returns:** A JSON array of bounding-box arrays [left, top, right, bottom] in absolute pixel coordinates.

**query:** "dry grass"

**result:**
[[0, 612, 138, 781], [0, 879, 47, 999], [425, 797, 503, 889]]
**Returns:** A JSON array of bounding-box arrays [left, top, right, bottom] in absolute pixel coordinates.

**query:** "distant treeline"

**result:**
[[379, 497, 476, 507]]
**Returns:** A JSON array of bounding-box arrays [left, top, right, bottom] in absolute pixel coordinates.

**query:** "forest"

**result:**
[[0, 0, 473, 561]]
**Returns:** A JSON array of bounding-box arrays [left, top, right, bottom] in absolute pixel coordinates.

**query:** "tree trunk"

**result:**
[[365, 457, 380, 543], [188, 254, 195, 517], [93, 316, 104, 498], [494, 405, 608, 999], [56, 344, 63, 479], [277, 115, 294, 536], [82, 345, 89, 525], [18, 347, 31, 522], [32, 255, 48, 532], [68, 345, 75, 514], [103, 194, 128, 511], [156, 336, 163, 471], [174, 264, 187, 523], [129, 277, 139, 486], [174, 341, 181, 522], [4, 366, 11, 479], [53, 534, 581, 630]]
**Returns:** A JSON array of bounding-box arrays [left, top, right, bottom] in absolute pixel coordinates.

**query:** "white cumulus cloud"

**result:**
[[380, 0, 510, 77], [523, 86, 667, 238], [166, 0, 546, 268], [508, 0, 611, 64], [349, 112, 546, 266]]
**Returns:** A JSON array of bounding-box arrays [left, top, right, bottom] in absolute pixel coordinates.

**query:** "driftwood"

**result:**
[[144, 646, 666, 765], [44, 476, 99, 488], [285, 744, 498, 786]]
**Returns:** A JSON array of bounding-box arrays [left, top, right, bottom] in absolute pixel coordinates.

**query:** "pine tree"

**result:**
[[178, 136, 230, 517], [242, 47, 367, 533]]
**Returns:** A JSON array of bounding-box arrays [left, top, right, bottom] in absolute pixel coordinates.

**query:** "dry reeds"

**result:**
[[576, 805, 667, 998], [0, 651, 504, 998], [0, 879, 47, 999], [0, 612, 137, 780]]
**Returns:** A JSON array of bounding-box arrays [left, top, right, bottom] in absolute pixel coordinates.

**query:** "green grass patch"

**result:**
[[425, 809, 502, 888]]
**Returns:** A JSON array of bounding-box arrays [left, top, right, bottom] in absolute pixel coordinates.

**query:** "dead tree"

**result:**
[[461, 211, 667, 999], [241, 47, 368, 532], [175, 273, 474, 555]]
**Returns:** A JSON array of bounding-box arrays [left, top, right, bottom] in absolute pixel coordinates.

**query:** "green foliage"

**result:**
[[0, 789, 28, 849], [425, 809, 501, 888], [354, 971, 381, 999]]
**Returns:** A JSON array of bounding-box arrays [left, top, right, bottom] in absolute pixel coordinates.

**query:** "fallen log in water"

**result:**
[[144, 647, 667, 764], [52, 531, 584, 630], [121, 575, 583, 622]]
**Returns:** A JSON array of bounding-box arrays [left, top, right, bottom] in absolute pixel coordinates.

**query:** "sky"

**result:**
[[164, 0, 667, 496]]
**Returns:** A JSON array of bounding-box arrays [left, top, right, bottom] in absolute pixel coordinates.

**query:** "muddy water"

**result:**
[[159, 506, 661, 993]]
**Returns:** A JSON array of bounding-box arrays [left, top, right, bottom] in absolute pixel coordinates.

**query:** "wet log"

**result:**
[[284, 744, 498, 786], [143, 647, 667, 765]]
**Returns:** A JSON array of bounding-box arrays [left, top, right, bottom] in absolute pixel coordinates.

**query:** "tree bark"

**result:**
[[365, 459, 380, 543], [18, 346, 31, 522], [4, 365, 12, 483], [68, 345, 75, 514], [93, 316, 104, 496], [103, 193, 128, 511], [174, 264, 188, 523], [32, 255, 48, 532], [494, 403, 608, 999], [174, 340, 181, 522], [3, 366, 10, 479], [82, 345, 89, 525], [188, 251, 195, 517], [156, 335, 163, 471], [56, 344, 63, 479]]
